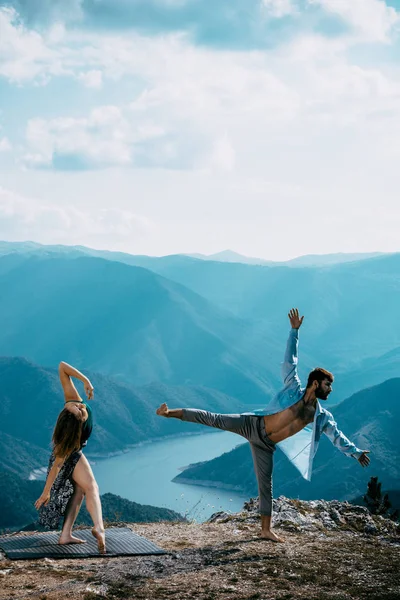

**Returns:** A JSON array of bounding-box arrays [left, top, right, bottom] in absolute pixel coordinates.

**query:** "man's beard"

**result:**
[[315, 386, 329, 400]]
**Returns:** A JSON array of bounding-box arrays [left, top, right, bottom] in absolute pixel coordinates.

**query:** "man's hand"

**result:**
[[288, 308, 304, 330], [84, 379, 94, 400], [35, 492, 51, 510], [358, 451, 370, 467]]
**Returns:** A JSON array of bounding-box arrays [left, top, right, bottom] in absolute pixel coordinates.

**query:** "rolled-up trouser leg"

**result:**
[[250, 441, 274, 516], [181, 409, 257, 439]]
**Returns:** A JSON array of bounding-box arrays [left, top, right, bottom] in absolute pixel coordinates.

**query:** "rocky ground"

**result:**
[[0, 497, 399, 600]]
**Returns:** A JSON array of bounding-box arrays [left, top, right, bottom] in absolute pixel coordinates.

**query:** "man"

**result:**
[[156, 308, 370, 542]]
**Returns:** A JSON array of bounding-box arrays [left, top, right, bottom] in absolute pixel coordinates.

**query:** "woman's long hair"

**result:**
[[52, 408, 83, 459]]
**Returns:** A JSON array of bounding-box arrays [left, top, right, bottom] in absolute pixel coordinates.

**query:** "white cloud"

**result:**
[[23, 106, 132, 169], [261, 0, 298, 18], [15, 22, 400, 175], [209, 135, 236, 172], [0, 186, 72, 232], [0, 7, 63, 83], [311, 0, 400, 43], [0, 186, 155, 246], [21, 102, 208, 170], [0, 137, 12, 152], [78, 69, 103, 88], [2, 4, 400, 258]]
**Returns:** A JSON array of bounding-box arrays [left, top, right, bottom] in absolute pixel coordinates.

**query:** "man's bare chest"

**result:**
[[264, 398, 316, 435]]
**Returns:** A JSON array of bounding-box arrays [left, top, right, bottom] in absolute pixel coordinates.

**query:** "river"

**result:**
[[91, 431, 248, 522]]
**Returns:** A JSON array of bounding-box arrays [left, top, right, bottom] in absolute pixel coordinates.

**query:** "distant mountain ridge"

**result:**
[[134, 252, 400, 368], [0, 243, 399, 399], [0, 254, 280, 403], [0, 240, 385, 268], [174, 378, 400, 502], [334, 346, 400, 400], [186, 249, 385, 267]]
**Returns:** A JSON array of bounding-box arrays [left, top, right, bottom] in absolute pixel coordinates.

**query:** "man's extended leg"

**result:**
[[156, 404, 284, 541], [156, 403, 253, 438]]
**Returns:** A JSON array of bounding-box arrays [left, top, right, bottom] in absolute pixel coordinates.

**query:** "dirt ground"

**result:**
[[1, 519, 399, 600]]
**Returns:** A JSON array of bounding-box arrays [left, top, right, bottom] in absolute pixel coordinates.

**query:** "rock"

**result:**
[[364, 523, 378, 535], [329, 508, 345, 524], [85, 583, 108, 596], [209, 496, 400, 537], [208, 511, 230, 523]]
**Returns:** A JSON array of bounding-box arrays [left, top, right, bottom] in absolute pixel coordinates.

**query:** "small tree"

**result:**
[[364, 477, 399, 521]]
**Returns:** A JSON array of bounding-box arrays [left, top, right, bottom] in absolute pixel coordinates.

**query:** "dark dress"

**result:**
[[39, 403, 93, 530]]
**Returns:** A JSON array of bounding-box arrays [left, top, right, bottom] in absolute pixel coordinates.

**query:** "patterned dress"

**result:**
[[39, 403, 93, 530]]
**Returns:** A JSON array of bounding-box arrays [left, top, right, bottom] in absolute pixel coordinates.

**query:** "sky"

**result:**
[[0, 0, 400, 260]]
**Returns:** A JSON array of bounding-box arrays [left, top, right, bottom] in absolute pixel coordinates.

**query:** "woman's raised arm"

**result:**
[[58, 362, 94, 401]]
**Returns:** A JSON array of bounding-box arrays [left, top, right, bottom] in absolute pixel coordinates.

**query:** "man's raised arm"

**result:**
[[282, 308, 304, 388]]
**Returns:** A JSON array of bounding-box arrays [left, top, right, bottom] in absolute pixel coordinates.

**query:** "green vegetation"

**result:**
[[77, 492, 183, 525], [0, 469, 43, 529], [362, 477, 399, 520]]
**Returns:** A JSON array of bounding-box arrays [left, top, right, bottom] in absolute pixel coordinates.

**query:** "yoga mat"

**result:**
[[0, 527, 167, 560]]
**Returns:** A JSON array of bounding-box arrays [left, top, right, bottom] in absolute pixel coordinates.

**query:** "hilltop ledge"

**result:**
[[0, 497, 399, 600]]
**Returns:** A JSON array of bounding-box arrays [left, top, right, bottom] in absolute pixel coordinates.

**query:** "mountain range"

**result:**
[[186, 249, 384, 267], [0, 242, 399, 401], [0, 253, 280, 403], [0, 240, 384, 267], [7, 239, 395, 371]]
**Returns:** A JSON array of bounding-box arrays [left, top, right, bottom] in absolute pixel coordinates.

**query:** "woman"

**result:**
[[35, 361, 106, 554]]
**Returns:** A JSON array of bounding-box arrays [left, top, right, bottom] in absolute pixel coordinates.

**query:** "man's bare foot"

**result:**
[[260, 529, 285, 543], [58, 534, 86, 545], [156, 402, 169, 417], [92, 526, 106, 554]]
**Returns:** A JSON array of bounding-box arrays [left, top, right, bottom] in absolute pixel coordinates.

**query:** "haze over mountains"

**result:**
[[0, 241, 398, 391], [0, 253, 280, 403], [0, 241, 384, 268], [187, 249, 384, 267], [134, 252, 400, 369]]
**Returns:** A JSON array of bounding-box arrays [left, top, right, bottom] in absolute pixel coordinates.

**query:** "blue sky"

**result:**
[[0, 0, 400, 259]]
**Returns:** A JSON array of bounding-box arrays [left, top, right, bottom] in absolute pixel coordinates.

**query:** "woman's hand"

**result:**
[[35, 492, 51, 510], [84, 379, 94, 400]]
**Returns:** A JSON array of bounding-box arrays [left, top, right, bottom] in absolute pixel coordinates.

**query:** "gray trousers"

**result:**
[[181, 409, 275, 516]]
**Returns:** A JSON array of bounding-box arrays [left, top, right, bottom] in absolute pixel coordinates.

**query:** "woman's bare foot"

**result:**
[[260, 529, 285, 543], [156, 403, 169, 417], [92, 526, 106, 554], [58, 534, 86, 545]]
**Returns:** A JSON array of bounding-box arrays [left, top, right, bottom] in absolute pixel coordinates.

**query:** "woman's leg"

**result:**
[[59, 484, 86, 544], [71, 454, 106, 554]]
